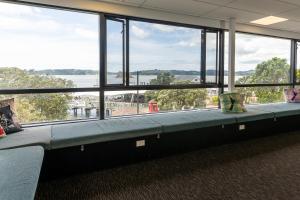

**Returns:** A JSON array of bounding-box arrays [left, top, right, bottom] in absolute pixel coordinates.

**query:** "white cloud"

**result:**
[[0, 2, 37, 16], [152, 24, 176, 32], [0, 33, 99, 70], [0, 16, 61, 32], [75, 28, 98, 39], [131, 25, 149, 39]]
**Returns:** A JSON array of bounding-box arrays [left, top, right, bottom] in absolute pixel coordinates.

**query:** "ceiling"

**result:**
[[95, 0, 300, 33]]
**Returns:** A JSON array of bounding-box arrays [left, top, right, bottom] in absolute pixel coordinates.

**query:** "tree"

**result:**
[[0, 67, 75, 123], [150, 72, 175, 85], [145, 77, 207, 111], [236, 57, 289, 104], [155, 89, 207, 110]]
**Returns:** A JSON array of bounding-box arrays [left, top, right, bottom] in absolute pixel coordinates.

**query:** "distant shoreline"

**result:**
[[30, 69, 254, 76]]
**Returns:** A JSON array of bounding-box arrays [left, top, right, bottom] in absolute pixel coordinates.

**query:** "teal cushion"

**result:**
[[0, 146, 44, 200], [145, 110, 236, 133], [251, 103, 300, 118], [51, 118, 162, 149], [0, 126, 51, 150], [213, 106, 274, 123]]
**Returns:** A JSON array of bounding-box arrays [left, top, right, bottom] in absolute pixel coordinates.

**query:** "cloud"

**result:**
[[225, 32, 290, 71], [0, 2, 39, 17], [0, 16, 61, 33], [152, 24, 176, 32], [131, 25, 149, 39], [75, 28, 98, 39], [176, 36, 201, 47]]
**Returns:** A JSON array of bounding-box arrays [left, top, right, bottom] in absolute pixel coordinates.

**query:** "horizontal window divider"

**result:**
[[0, 88, 101, 95], [222, 83, 293, 88], [102, 84, 220, 91]]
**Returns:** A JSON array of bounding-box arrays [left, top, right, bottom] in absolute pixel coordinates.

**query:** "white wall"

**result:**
[[11, 0, 300, 39]]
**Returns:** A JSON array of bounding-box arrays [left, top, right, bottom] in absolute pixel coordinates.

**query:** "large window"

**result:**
[[3, 1, 298, 124], [0, 2, 99, 89], [129, 21, 203, 85], [0, 2, 100, 124], [235, 33, 291, 85]]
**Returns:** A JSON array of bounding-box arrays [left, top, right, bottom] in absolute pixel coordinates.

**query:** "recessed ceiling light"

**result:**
[[250, 16, 288, 25]]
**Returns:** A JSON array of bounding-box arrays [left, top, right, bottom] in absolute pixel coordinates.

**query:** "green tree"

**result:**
[[155, 89, 207, 110], [236, 57, 289, 104], [0, 67, 75, 123], [150, 72, 175, 85]]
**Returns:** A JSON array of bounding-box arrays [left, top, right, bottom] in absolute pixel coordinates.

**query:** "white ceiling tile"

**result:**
[[94, 0, 145, 6], [226, 0, 297, 15], [204, 7, 265, 23], [277, 8, 300, 21], [267, 20, 300, 32], [142, 0, 219, 16]]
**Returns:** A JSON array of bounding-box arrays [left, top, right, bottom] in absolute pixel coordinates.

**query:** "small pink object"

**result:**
[[284, 88, 300, 103], [0, 126, 6, 138]]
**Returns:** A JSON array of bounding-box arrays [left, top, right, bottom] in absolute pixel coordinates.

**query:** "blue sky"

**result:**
[[0, 2, 292, 73]]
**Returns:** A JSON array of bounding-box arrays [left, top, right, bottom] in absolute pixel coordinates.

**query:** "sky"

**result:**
[[0, 2, 292, 73]]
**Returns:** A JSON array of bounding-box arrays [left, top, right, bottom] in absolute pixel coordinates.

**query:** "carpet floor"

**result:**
[[36, 131, 300, 200]]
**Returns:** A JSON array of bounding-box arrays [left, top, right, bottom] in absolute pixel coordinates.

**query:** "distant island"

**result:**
[[28, 69, 254, 76], [28, 69, 99, 75]]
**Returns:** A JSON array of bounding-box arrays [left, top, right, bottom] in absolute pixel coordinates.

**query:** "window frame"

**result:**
[[106, 17, 126, 86], [1, 0, 299, 126], [231, 31, 295, 88]]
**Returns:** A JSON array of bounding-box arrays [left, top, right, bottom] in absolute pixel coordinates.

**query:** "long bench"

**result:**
[[1, 102, 300, 199], [2, 103, 300, 152], [49, 105, 279, 150]]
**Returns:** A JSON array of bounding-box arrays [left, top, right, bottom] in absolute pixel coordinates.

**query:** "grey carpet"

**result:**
[[36, 132, 300, 200]]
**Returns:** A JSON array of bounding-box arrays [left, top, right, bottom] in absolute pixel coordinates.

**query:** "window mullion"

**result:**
[[125, 19, 130, 86], [201, 30, 206, 84]]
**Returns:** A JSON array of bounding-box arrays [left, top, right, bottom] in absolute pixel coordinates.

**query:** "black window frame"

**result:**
[[1, 0, 299, 126], [230, 31, 295, 88], [106, 17, 126, 86]]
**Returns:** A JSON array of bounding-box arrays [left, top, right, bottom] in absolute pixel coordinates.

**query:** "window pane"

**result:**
[[234, 86, 286, 104], [206, 32, 218, 83], [224, 31, 229, 85], [130, 21, 202, 85], [235, 33, 290, 84], [1, 92, 99, 124], [143, 88, 219, 113], [105, 90, 141, 118], [107, 20, 124, 85], [0, 2, 99, 89], [105, 88, 219, 118]]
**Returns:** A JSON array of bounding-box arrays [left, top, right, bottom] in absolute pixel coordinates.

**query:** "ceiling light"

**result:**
[[250, 16, 288, 25]]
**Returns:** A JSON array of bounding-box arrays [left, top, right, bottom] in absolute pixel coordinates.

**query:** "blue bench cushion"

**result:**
[[0, 126, 51, 150], [145, 110, 236, 133], [212, 106, 274, 123], [0, 146, 44, 200], [251, 103, 300, 118], [51, 118, 162, 149]]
